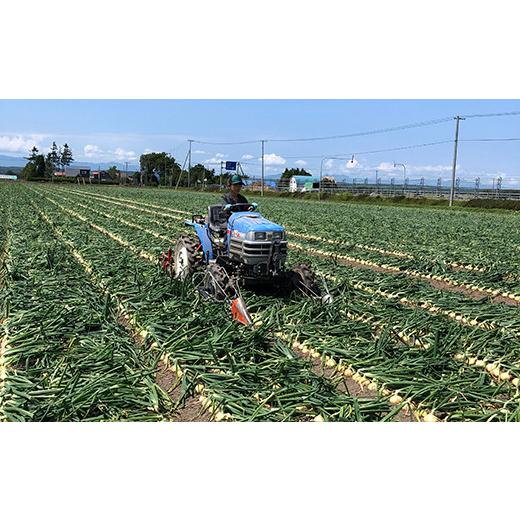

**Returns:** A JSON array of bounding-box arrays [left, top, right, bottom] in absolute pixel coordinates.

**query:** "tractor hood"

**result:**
[[228, 211, 285, 235]]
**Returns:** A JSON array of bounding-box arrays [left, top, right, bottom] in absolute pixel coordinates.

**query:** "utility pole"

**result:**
[[187, 139, 193, 188], [124, 161, 128, 186], [449, 116, 464, 207], [220, 161, 224, 191], [394, 162, 406, 194], [319, 157, 326, 201], [261, 140, 265, 197]]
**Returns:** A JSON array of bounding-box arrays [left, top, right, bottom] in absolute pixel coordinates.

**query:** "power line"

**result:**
[[266, 117, 454, 143], [188, 116, 454, 145], [462, 111, 520, 119], [191, 138, 261, 145], [460, 137, 520, 142], [280, 139, 454, 160], [188, 111, 520, 146]]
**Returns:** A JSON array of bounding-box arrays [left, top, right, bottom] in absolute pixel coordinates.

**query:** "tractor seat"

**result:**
[[207, 205, 229, 234]]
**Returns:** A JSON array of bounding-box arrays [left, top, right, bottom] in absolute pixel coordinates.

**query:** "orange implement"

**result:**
[[231, 296, 253, 326]]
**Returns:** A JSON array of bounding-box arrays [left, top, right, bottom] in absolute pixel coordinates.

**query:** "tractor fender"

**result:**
[[193, 223, 214, 261]]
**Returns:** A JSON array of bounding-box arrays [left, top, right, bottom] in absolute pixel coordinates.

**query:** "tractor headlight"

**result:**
[[255, 232, 267, 240], [272, 231, 283, 239]]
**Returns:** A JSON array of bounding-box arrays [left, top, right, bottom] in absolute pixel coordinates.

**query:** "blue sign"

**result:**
[[225, 161, 237, 171]]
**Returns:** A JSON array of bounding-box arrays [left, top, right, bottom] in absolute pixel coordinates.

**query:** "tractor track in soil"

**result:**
[[58, 187, 520, 308], [32, 200, 209, 422]]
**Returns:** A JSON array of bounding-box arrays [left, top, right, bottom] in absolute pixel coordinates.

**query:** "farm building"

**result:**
[[91, 170, 116, 182], [54, 167, 91, 179], [0, 174, 18, 181], [289, 175, 320, 192]]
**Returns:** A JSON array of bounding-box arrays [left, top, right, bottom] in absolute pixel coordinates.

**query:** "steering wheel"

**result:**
[[224, 202, 258, 213]]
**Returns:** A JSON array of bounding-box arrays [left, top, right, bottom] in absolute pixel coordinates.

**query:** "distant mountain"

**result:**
[[0, 154, 139, 171], [0, 155, 27, 167], [0, 165, 23, 174]]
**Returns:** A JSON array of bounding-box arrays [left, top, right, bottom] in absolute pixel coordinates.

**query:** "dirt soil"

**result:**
[[306, 248, 520, 308], [156, 360, 211, 422], [291, 346, 415, 422], [117, 314, 211, 422]]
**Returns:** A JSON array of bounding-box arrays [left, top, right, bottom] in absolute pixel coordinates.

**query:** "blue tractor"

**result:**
[[160, 202, 330, 325]]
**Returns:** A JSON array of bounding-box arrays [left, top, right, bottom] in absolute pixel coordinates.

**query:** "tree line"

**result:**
[[19, 145, 310, 186], [22, 142, 74, 180]]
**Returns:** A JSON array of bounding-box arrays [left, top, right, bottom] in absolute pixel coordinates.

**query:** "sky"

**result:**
[[0, 100, 519, 187]]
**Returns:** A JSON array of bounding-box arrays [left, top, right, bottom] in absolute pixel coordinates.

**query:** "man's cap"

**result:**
[[230, 174, 245, 185]]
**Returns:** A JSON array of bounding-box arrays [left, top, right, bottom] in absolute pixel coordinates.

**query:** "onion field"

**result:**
[[1, 182, 520, 421]]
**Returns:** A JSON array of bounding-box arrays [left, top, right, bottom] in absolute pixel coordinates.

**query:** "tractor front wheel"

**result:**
[[174, 235, 202, 280], [291, 263, 320, 297]]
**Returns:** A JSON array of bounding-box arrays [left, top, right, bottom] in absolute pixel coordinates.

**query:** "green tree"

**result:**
[[21, 162, 36, 180], [34, 155, 46, 179], [280, 167, 311, 180], [25, 146, 39, 162], [139, 152, 180, 186], [106, 166, 119, 180], [45, 153, 55, 179], [22, 153, 46, 181], [22, 146, 39, 180], [60, 143, 74, 170], [189, 163, 216, 188], [49, 141, 60, 172]]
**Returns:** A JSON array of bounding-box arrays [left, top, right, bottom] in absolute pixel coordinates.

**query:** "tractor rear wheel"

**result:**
[[174, 235, 202, 280], [291, 263, 320, 297], [203, 264, 234, 301]]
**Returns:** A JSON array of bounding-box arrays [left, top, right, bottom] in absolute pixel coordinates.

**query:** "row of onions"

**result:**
[[0, 188, 174, 421], [288, 250, 520, 375], [289, 239, 520, 305]]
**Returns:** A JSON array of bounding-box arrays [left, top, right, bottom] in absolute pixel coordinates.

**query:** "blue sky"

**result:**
[[0, 100, 519, 187]]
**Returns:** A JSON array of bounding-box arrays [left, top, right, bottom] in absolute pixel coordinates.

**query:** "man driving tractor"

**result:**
[[222, 174, 248, 205]]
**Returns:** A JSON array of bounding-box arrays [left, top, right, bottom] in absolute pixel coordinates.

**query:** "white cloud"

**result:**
[[204, 156, 225, 165], [194, 150, 206, 154], [323, 159, 334, 170], [260, 153, 286, 166], [0, 135, 42, 154], [294, 159, 307, 166], [84, 144, 101, 157], [82, 144, 137, 163], [113, 147, 137, 162], [374, 161, 395, 172], [241, 154, 254, 160], [215, 152, 226, 158], [409, 164, 452, 173]]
